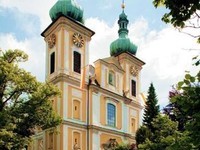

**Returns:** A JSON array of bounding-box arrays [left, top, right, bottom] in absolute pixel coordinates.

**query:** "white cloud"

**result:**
[[86, 17, 200, 107], [0, 0, 56, 30], [0, 0, 199, 108], [0, 33, 45, 82]]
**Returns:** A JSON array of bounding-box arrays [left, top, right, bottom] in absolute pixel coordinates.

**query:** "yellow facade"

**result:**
[[31, 1, 145, 150]]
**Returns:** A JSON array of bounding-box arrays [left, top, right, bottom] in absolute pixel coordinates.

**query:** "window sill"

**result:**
[[105, 124, 117, 128]]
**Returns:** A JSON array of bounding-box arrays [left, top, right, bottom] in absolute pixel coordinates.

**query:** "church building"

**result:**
[[30, 0, 145, 149]]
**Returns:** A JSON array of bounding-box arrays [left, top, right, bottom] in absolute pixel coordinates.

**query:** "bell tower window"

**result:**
[[50, 52, 55, 74], [131, 80, 136, 97], [73, 51, 81, 73]]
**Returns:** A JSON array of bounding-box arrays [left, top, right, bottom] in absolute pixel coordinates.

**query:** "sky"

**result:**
[[0, 0, 199, 109]]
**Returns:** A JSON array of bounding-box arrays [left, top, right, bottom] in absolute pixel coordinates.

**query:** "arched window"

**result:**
[[108, 70, 115, 86], [73, 51, 81, 73], [50, 52, 55, 74], [73, 100, 81, 120], [107, 103, 116, 127]]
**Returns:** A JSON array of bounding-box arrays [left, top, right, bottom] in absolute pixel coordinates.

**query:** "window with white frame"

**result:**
[[107, 103, 116, 127]]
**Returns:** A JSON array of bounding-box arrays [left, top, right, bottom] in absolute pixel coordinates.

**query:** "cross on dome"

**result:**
[[121, 0, 125, 10]]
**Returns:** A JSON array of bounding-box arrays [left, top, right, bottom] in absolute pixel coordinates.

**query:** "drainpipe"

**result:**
[[87, 82, 90, 150]]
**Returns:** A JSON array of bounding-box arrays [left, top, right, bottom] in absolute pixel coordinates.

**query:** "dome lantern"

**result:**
[[110, 1, 137, 56]]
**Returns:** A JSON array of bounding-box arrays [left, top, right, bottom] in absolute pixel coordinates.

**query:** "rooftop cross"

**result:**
[[121, 0, 125, 10]]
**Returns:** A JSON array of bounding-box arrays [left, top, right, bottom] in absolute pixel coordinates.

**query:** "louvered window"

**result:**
[[73, 51, 81, 73], [131, 80, 136, 97], [50, 52, 55, 74]]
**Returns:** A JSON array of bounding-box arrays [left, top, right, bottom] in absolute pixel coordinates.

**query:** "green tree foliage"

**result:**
[[169, 64, 200, 148], [115, 143, 136, 150], [150, 57, 200, 149], [138, 115, 194, 150], [135, 125, 151, 146], [0, 49, 61, 149], [136, 83, 159, 147], [163, 90, 186, 131], [143, 83, 159, 131], [115, 144, 130, 150], [153, 0, 200, 42], [138, 115, 195, 150]]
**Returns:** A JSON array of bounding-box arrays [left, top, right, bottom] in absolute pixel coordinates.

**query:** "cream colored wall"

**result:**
[[67, 85, 87, 122], [100, 133, 123, 149], [119, 57, 143, 103], [94, 62, 123, 95], [68, 127, 87, 150], [92, 92, 100, 126], [129, 107, 140, 134]]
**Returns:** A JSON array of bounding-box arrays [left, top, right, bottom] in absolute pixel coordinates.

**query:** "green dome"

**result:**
[[49, 0, 84, 24], [110, 11, 137, 56], [110, 38, 137, 56]]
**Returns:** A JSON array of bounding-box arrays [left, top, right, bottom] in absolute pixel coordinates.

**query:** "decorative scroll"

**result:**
[[130, 65, 139, 76], [48, 33, 56, 49]]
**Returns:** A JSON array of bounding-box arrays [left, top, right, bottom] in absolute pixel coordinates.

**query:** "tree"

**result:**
[[153, 0, 200, 42], [163, 89, 187, 131], [162, 57, 200, 149], [169, 63, 200, 148], [0, 49, 61, 149], [138, 115, 193, 150], [115, 143, 137, 150], [143, 83, 159, 131], [135, 125, 151, 146], [136, 83, 159, 147]]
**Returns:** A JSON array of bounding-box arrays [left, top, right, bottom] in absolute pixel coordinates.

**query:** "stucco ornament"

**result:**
[[48, 33, 56, 49], [102, 138, 118, 150], [130, 65, 139, 76]]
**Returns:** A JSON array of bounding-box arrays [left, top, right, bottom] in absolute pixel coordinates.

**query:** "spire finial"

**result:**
[[121, 0, 125, 10]]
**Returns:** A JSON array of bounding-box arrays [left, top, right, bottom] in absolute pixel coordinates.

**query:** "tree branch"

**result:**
[[2, 91, 19, 108], [178, 28, 200, 39]]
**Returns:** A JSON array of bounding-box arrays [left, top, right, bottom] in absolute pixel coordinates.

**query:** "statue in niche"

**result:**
[[73, 140, 80, 150]]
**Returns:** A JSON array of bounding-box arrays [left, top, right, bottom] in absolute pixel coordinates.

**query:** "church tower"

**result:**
[[31, 0, 145, 149], [32, 0, 95, 150], [90, 2, 145, 149]]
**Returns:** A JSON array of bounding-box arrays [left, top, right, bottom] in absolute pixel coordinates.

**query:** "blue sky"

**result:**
[[0, 0, 199, 108]]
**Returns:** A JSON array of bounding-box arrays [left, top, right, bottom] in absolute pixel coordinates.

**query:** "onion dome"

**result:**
[[49, 0, 84, 24], [110, 4, 137, 56]]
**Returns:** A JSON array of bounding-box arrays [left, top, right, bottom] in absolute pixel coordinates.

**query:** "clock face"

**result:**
[[48, 34, 56, 49], [73, 33, 84, 48]]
